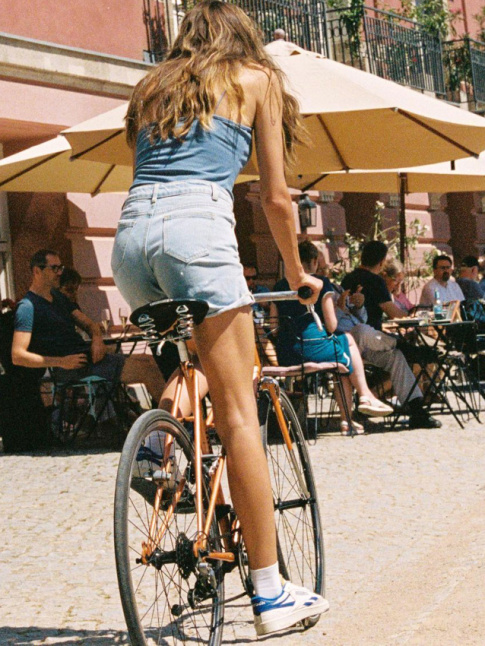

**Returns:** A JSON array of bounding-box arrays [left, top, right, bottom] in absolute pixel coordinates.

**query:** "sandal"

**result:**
[[340, 420, 365, 436], [358, 396, 393, 417]]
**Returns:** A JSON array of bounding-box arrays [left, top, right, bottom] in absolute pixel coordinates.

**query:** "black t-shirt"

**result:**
[[341, 267, 391, 330], [14, 290, 89, 357]]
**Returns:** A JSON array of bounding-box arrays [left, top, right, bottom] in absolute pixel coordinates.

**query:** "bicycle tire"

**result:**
[[114, 409, 224, 646], [259, 388, 325, 608]]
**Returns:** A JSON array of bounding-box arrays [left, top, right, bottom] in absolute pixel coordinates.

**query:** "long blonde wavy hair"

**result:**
[[126, 0, 305, 169]]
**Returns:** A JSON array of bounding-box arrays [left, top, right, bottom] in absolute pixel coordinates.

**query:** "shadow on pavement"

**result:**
[[0, 627, 129, 645], [0, 420, 125, 457]]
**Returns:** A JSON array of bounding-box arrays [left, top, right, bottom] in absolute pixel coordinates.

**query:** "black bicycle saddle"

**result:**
[[131, 299, 209, 335]]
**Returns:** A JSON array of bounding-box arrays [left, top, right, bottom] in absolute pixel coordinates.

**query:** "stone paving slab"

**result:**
[[0, 409, 484, 645]]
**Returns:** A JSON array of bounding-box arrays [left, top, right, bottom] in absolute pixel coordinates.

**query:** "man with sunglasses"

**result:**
[[12, 249, 124, 384], [419, 254, 465, 306]]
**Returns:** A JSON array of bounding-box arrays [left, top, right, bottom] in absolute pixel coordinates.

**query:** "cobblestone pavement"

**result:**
[[1, 408, 484, 645]]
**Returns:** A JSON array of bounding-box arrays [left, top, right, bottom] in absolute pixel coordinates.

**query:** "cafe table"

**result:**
[[386, 317, 480, 429], [103, 330, 147, 356]]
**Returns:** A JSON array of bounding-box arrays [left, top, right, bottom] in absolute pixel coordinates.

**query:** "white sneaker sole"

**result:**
[[254, 598, 329, 636]]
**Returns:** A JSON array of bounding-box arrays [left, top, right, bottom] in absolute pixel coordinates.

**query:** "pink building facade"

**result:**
[[0, 0, 152, 324], [368, 0, 484, 40], [1, 0, 484, 316]]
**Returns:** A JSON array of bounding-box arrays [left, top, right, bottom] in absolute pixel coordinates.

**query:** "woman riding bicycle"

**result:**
[[112, 0, 328, 635]]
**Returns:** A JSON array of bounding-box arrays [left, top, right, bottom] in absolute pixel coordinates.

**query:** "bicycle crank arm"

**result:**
[[205, 551, 235, 563]]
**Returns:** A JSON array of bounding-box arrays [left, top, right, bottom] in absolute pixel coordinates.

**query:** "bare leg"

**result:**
[[120, 355, 165, 404], [346, 334, 375, 399], [332, 375, 353, 421], [193, 306, 277, 570], [159, 361, 208, 417]]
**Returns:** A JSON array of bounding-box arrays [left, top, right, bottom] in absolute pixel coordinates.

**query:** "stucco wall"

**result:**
[[0, 0, 147, 60]]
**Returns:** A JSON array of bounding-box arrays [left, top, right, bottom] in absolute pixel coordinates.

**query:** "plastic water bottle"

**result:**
[[433, 289, 444, 320]]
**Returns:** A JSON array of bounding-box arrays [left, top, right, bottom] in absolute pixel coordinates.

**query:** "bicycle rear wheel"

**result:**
[[259, 388, 325, 603], [114, 409, 224, 646]]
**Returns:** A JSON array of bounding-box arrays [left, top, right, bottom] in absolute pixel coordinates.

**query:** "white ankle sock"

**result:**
[[250, 562, 283, 599]]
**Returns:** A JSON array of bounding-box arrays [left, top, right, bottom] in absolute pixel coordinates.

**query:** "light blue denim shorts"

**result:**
[[112, 180, 254, 317]]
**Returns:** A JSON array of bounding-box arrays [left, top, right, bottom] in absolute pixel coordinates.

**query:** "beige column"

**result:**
[[0, 144, 15, 300]]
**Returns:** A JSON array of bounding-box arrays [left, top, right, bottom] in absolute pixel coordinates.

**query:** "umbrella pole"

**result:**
[[399, 174, 408, 264]]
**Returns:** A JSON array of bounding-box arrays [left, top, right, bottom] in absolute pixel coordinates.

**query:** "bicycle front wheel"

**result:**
[[114, 409, 224, 646], [259, 388, 325, 599]]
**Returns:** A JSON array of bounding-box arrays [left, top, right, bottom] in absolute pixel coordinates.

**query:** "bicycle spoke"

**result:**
[[115, 410, 224, 645], [261, 390, 324, 598]]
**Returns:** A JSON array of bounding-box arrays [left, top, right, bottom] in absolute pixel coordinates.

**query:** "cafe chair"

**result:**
[[49, 372, 141, 445], [438, 318, 482, 425], [459, 299, 485, 401], [254, 315, 353, 441]]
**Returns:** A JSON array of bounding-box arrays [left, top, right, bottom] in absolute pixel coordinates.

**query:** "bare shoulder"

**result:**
[[239, 65, 279, 100]]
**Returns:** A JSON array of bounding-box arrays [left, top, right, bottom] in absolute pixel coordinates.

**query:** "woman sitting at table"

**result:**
[[270, 241, 393, 435], [382, 258, 414, 314]]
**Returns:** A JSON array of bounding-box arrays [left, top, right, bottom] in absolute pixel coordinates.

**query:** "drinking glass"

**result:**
[[119, 307, 129, 334], [100, 308, 111, 336]]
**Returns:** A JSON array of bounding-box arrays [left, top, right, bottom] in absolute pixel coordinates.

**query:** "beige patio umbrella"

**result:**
[[63, 39, 485, 173], [0, 136, 132, 194], [290, 154, 485, 195], [289, 153, 485, 261]]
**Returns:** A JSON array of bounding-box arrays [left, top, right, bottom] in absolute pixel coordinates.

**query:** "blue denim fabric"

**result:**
[[112, 180, 254, 317]]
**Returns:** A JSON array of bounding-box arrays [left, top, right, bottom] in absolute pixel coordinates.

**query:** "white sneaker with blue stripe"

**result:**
[[251, 581, 329, 636]]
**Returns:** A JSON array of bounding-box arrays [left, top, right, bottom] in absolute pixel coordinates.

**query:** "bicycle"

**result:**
[[114, 290, 324, 645]]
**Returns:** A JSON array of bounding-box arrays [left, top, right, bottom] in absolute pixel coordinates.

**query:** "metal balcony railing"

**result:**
[[143, 0, 171, 62], [326, 6, 445, 96], [142, 1, 485, 117], [325, 4, 365, 70], [144, 0, 327, 62], [443, 38, 485, 110], [363, 8, 445, 96], [230, 0, 327, 55]]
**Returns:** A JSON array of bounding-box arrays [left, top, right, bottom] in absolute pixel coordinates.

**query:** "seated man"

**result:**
[[12, 249, 125, 386], [419, 254, 465, 306], [332, 283, 441, 429], [341, 240, 407, 331], [243, 264, 270, 320], [456, 255, 485, 300]]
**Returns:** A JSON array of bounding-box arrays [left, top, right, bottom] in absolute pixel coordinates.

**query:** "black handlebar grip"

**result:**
[[297, 286, 313, 300]]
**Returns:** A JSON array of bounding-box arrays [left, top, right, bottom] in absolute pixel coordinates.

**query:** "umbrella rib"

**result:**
[[316, 115, 350, 171], [396, 109, 479, 158], [91, 164, 116, 197], [69, 130, 124, 161], [0, 151, 64, 189], [302, 174, 329, 192]]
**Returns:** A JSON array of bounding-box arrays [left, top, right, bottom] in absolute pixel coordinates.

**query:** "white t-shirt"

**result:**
[[419, 278, 465, 306]]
